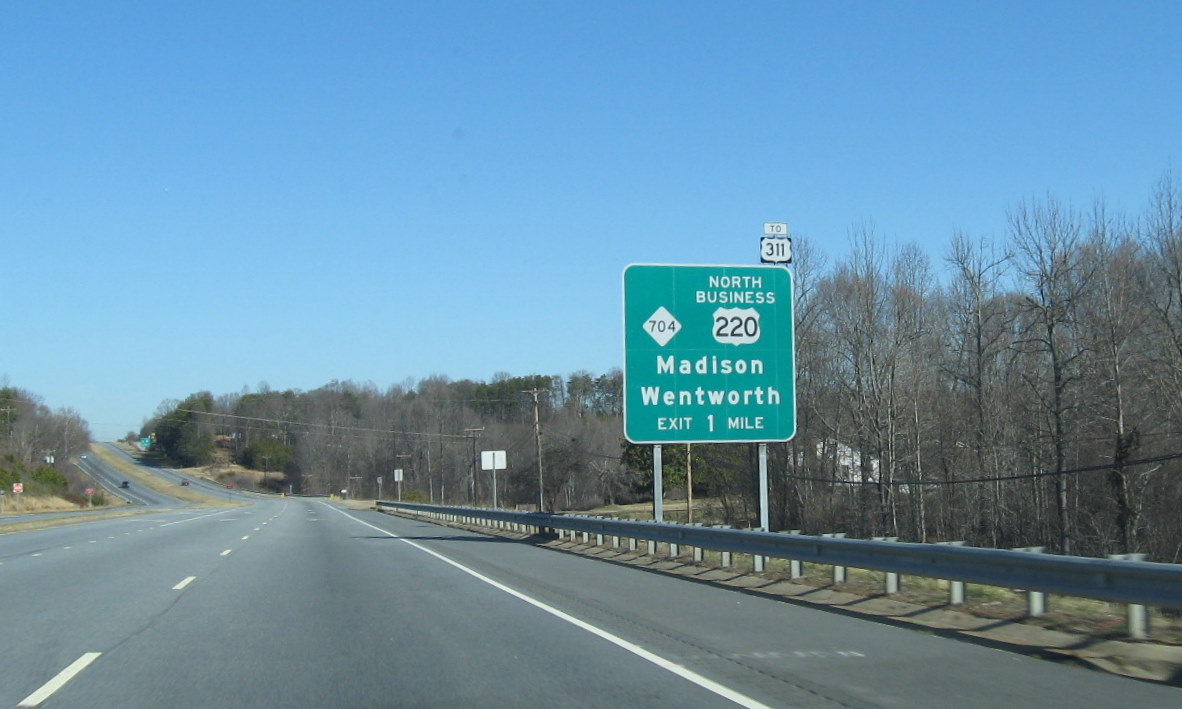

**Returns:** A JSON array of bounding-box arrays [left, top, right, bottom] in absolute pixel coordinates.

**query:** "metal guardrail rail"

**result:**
[[376, 500, 1182, 611]]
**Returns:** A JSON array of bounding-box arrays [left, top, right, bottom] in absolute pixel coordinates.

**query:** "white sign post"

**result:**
[[481, 450, 506, 509], [393, 469, 404, 502]]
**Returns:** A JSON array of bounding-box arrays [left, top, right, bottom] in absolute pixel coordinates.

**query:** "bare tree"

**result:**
[[942, 233, 1013, 545], [1009, 195, 1091, 554]]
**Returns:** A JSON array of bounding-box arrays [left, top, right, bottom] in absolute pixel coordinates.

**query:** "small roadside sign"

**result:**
[[480, 451, 506, 470], [13, 482, 24, 494]]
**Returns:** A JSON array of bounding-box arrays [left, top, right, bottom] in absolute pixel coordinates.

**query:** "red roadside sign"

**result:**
[[13, 482, 23, 494]]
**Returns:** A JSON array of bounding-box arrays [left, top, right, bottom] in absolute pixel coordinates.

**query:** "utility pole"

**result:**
[[426, 440, 434, 503], [464, 428, 484, 505], [524, 388, 546, 512], [0, 406, 14, 451]]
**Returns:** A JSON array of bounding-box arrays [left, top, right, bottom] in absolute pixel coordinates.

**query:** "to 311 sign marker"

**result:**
[[623, 264, 796, 444], [760, 222, 792, 264]]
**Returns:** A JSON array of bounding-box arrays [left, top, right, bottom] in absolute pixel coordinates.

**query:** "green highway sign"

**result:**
[[623, 264, 796, 443]]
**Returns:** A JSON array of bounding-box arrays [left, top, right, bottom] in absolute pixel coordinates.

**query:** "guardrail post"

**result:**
[[937, 541, 966, 604], [691, 524, 704, 562], [629, 536, 638, 552], [647, 540, 656, 556], [779, 530, 804, 578], [873, 537, 900, 593], [1013, 546, 1046, 615], [1108, 553, 1149, 638], [718, 525, 733, 567], [822, 533, 847, 582]]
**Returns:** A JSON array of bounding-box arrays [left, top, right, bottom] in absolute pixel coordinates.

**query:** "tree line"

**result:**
[[142, 372, 627, 513], [0, 385, 92, 500], [143, 171, 1182, 561]]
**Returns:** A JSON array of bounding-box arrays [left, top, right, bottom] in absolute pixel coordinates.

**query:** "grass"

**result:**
[[0, 495, 82, 514], [0, 507, 159, 535]]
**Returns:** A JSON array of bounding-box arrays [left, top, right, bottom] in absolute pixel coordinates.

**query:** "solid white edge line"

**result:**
[[323, 504, 776, 709], [18, 652, 102, 707], [173, 576, 197, 590]]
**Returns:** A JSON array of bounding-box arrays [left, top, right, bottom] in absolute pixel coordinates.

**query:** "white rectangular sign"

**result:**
[[393, 469, 404, 482], [763, 222, 788, 236], [481, 450, 506, 470]]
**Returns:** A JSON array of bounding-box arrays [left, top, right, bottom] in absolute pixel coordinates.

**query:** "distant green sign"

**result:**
[[623, 264, 795, 443], [140, 437, 152, 450]]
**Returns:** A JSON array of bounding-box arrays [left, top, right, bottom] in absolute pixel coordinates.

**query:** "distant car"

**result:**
[[120, 481, 130, 489], [181, 480, 190, 486]]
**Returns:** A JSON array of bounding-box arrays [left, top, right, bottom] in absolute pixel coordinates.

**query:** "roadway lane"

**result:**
[[0, 503, 275, 705], [5, 498, 742, 708], [97, 442, 263, 504], [1, 500, 1177, 708], [74, 447, 184, 507]]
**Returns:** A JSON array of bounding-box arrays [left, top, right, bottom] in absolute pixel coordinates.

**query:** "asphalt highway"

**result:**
[[1, 492, 1179, 707]]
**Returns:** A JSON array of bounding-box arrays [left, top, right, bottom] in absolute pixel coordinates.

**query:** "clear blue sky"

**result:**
[[3, 1, 1180, 441]]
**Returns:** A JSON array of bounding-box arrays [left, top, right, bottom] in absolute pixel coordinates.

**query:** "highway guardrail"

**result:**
[[375, 500, 1182, 636]]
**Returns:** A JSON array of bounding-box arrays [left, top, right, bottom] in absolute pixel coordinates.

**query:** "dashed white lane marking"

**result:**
[[220, 549, 233, 556], [18, 652, 101, 707], [325, 504, 777, 709], [173, 576, 197, 590], [160, 509, 239, 527], [241, 535, 250, 541]]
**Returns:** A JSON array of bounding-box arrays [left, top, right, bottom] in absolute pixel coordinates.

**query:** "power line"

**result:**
[[776, 450, 1182, 487], [170, 409, 472, 441]]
